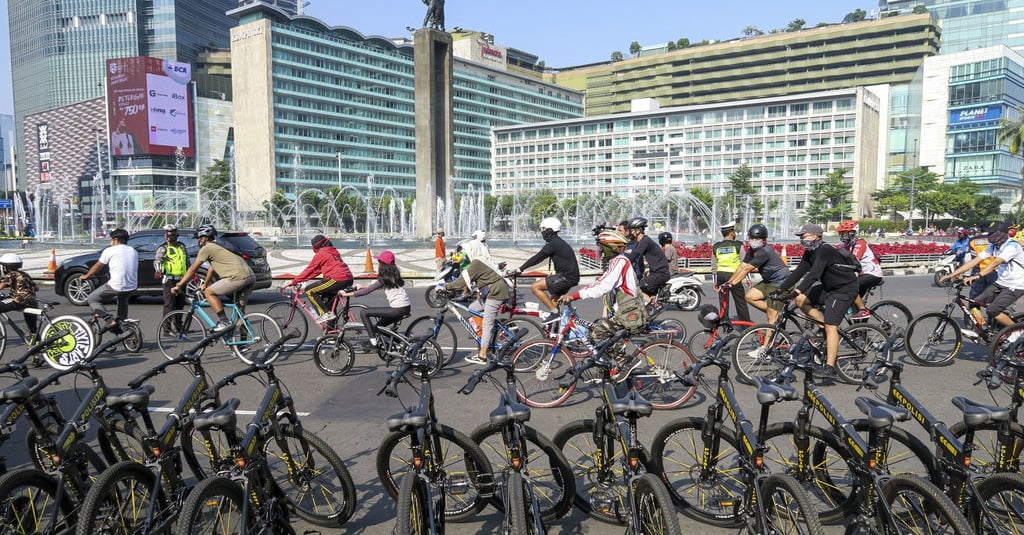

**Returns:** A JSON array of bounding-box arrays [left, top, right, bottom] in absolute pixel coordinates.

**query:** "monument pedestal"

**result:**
[[413, 29, 454, 240]]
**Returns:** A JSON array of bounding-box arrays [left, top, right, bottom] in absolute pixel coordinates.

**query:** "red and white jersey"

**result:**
[[851, 238, 883, 277], [574, 255, 639, 301]]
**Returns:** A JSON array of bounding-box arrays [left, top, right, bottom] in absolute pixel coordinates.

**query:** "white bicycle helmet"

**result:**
[[539, 217, 561, 232], [0, 253, 22, 271], [471, 230, 486, 241]]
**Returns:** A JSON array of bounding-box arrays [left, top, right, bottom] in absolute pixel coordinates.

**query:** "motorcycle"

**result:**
[[425, 254, 464, 307], [932, 251, 959, 287], [656, 270, 705, 311]]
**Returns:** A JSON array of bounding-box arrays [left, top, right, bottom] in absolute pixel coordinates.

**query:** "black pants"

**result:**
[[716, 272, 750, 322], [0, 298, 37, 335], [304, 279, 353, 315], [360, 305, 411, 339], [162, 279, 186, 321]]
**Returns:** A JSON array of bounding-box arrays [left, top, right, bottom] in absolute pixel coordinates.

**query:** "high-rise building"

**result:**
[[880, 0, 1024, 54], [7, 0, 238, 188]]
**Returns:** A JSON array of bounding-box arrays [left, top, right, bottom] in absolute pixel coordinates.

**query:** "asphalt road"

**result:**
[[0, 275, 1001, 534]]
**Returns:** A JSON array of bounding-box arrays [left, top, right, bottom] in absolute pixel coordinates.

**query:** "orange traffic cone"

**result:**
[[364, 247, 375, 272], [46, 248, 57, 275], [781, 245, 789, 266]]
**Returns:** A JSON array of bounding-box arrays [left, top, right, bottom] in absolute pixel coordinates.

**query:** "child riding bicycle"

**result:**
[[342, 250, 409, 349]]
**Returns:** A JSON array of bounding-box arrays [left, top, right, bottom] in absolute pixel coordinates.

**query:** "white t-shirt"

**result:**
[[100, 244, 139, 292], [979, 240, 1024, 290]]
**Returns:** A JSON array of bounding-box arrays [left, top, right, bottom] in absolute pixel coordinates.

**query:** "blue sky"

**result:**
[[0, 0, 874, 116]]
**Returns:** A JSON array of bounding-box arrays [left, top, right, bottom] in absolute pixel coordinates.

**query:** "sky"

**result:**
[[0, 0, 876, 117]]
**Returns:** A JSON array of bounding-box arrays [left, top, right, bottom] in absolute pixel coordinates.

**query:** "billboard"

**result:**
[[105, 57, 194, 157], [949, 105, 1001, 126]]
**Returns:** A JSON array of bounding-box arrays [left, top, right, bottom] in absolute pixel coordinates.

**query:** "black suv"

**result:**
[[54, 229, 273, 306]]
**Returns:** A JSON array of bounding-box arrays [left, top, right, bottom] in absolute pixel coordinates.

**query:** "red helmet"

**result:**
[[836, 220, 859, 233]]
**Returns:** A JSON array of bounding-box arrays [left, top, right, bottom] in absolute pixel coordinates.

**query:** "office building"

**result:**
[[880, 0, 1024, 54]]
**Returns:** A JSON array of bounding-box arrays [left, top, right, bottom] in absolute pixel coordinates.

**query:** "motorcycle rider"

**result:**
[[719, 223, 789, 324], [940, 221, 1024, 334], [659, 232, 678, 271], [711, 222, 751, 322], [623, 217, 670, 302], [836, 220, 883, 319], [946, 227, 972, 267]]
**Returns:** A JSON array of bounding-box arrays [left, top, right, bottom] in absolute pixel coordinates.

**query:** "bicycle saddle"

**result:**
[[854, 396, 910, 428], [0, 376, 38, 402], [387, 407, 428, 433], [611, 390, 653, 419], [105, 385, 156, 411], [489, 395, 531, 427], [193, 398, 240, 432], [753, 377, 798, 405], [951, 396, 1010, 427]]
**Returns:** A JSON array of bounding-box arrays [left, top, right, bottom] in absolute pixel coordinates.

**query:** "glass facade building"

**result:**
[[881, 0, 1024, 54]]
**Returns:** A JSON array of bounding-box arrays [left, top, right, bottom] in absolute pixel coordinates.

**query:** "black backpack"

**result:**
[[832, 245, 862, 274]]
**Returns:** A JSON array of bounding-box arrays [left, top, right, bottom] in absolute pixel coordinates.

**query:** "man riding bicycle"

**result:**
[[836, 220, 883, 319], [81, 228, 138, 333], [171, 225, 255, 332], [940, 221, 1024, 333], [622, 216, 670, 302], [512, 217, 580, 324], [719, 223, 789, 324]]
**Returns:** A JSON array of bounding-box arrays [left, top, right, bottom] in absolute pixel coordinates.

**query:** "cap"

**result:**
[[376, 250, 396, 264], [987, 221, 1010, 234], [795, 223, 825, 237], [436, 227, 444, 234], [720, 221, 736, 231], [310, 234, 331, 249]]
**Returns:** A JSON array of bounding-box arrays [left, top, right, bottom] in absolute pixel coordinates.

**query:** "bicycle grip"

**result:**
[[458, 369, 486, 395], [986, 363, 1006, 390], [558, 358, 594, 389]]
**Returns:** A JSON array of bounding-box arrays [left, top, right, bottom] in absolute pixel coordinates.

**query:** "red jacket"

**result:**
[[293, 246, 353, 284]]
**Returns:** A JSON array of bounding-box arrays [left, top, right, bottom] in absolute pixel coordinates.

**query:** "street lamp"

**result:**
[[92, 128, 104, 244]]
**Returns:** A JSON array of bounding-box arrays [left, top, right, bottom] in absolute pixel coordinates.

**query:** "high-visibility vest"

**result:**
[[713, 240, 742, 272], [162, 243, 188, 277]]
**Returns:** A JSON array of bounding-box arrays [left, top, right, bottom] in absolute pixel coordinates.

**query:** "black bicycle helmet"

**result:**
[[195, 224, 217, 240], [658, 231, 673, 245], [747, 224, 768, 240], [626, 217, 648, 231]]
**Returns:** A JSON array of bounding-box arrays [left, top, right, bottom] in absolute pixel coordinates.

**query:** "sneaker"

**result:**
[[849, 309, 872, 320], [105, 317, 123, 335], [612, 351, 648, 384], [747, 347, 767, 360], [541, 311, 560, 325], [316, 312, 336, 324], [814, 364, 838, 381], [212, 320, 233, 333], [464, 355, 487, 365]]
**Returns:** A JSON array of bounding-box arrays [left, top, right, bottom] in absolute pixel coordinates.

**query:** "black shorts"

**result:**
[[976, 284, 1024, 317], [820, 282, 859, 326], [639, 271, 670, 297], [544, 274, 577, 297], [857, 274, 883, 298]]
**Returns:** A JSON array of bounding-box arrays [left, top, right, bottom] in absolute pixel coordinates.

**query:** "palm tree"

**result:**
[[998, 105, 1024, 221]]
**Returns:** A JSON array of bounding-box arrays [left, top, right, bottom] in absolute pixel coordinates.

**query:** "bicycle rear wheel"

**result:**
[[975, 471, 1024, 533], [120, 320, 143, 353], [405, 315, 458, 368], [511, 340, 576, 408], [905, 312, 962, 366], [633, 339, 697, 409], [231, 312, 284, 364], [76, 461, 167, 535], [39, 315, 94, 370], [882, 473, 973, 534], [0, 468, 76, 534], [394, 473, 433, 534], [312, 334, 355, 376], [156, 310, 207, 360], [554, 418, 638, 525], [759, 473, 824, 535], [264, 301, 309, 352], [868, 300, 912, 350], [732, 324, 792, 384], [174, 476, 249, 535], [835, 324, 888, 384]]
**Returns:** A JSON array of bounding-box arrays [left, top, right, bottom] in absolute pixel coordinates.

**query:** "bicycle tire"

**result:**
[[0, 468, 76, 534], [648, 416, 744, 526], [121, 320, 143, 353], [263, 423, 356, 527], [633, 339, 697, 409], [948, 420, 1024, 474], [425, 285, 447, 309], [312, 334, 355, 376], [510, 340, 577, 408], [507, 471, 530, 535], [835, 324, 888, 384], [732, 324, 793, 384], [375, 423, 493, 523], [0, 318, 8, 361], [848, 419, 942, 484], [867, 300, 912, 350], [686, 328, 714, 355], [232, 312, 284, 364], [989, 322, 1024, 380], [75, 461, 166, 535], [26, 425, 106, 476], [470, 423, 575, 522], [975, 470, 1024, 533], [650, 317, 687, 344], [264, 301, 309, 351], [632, 473, 683, 534], [39, 315, 94, 371], [759, 473, 825, 535], [395, 473, 434, 534], [500, 317, 547, 343], [760, 421, 858, 524], [156, 310, 208, 360], [180, 406, 239, 482], [174, 475, 249, 535], [405, 315, 459, 368], [96, 419, 148, 466], [882, 473, 973, 534], [905, 312, 962, 366]]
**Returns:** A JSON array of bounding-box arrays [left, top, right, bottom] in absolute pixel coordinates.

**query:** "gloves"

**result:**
[[720, 281, 733, 290]]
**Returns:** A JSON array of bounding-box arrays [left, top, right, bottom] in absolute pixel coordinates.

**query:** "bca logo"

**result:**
[[149, 90, 156, 97]]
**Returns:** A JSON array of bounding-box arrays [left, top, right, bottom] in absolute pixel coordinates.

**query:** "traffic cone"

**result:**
[[364, 247, 375, 273], [45, 249, 57, 275], [781, 245, 789, 266]]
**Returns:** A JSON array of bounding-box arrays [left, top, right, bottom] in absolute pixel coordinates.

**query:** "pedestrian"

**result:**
[[711, 221, 751, 322], [154, 224, 189, 325], [434, 227, 446, 273], [658, 232, 678, 272], [622, 217, 670, 301], [80, 228, 138, 332]]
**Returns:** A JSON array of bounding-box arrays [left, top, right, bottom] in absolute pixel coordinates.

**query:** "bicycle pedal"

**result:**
[[474, 472, 496, 498]]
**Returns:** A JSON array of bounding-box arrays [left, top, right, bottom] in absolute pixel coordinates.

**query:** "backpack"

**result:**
[[613, 290, 649, 334], [832, 245, 862, 274]]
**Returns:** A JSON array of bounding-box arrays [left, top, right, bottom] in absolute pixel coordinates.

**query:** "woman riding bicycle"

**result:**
[[342, 250, 409, 349], [283, 234, 354, 325]]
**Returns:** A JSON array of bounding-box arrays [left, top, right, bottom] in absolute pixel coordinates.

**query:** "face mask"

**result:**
[[800, 238, 822, 251], [748, 239, 765, 250], [541, 228, 556, 242], [988, 232, 1009, 245]]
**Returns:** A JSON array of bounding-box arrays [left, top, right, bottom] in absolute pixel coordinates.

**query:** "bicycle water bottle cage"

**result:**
[[610, 390, 653, 419], [488, 397, 531, 428], [386, 408, 427, 433]]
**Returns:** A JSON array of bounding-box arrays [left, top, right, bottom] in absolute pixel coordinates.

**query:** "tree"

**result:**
[[676, 37, 690, 48], [610, 51, 624, 62], [723, 163, 758, 224], [805, 168, 854, 224], [741, 25, 763, 37], [198, 159, 231, 228], [842, 9, 867, 23], [629, 41, 641, 56], [912, 4, 929, 14], [666, 41, 677, 51], [786, 19, 806, 32], [998, 105, 1024, 222]]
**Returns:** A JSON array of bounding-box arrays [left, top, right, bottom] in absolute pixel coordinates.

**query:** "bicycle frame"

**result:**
[[500, 274, 542, 321], [436, 298, 522, 350], [183, 289, 257, 351], [692, 289, 755, 352], [276, 286, 347, 335]]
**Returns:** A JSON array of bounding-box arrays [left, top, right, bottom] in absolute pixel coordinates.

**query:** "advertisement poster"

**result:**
[[105, 57, 194, 157]]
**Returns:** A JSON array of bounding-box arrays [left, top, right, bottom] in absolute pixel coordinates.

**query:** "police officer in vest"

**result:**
[[712, 221, 751, 322], [155, 224, 189, 323]]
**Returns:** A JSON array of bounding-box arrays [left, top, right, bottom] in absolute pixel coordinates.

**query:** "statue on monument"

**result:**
[[422, 0, 445, 30]]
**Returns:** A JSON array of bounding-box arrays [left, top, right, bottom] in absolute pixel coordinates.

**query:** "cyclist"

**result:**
[[443, 258, 509, 365], [283, 234, 354, 324], [945, 227, 972, 267], [558, 229, 646, 382], [154, 224, 189, 325], [171, 225, 255, 332], [0, 253, 39, 337], [458, 229, 493, 268], [711, 221, 751, 322], [623, 216, 670, 302], [773, 223, 861, 380], [940, 221, 1024, 333], [659, 231, 678, 271], [342, 250, 410, 349], [836, 220, 883, 319], [81, 228, 137, 333], [719, 223, 789, 324], [511, 217, 580, 324]]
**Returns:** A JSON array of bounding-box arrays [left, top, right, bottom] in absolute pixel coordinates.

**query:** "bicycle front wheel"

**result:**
[[975, 471, 1024, 533], [634, 339, 697, 409], [312, 334, 355, 376], [263, 424, 356, 527], [882, 473, 973, 534], [232, 312, 284, 364], [405, 315, 458, 368], [0, 318, 8, 360], [76, 461, 166, 535], [554, 418, 633, 525], [868, 300, 912, 350], [686, 328, 714, 355], [39, 314, 94, 370], [733, 324, 792, 384], [0, 468, 76, 534], [511, 340, 576, 408], [760, 473, 825, 535], [174, 476, 249, 535], [835, 324, 888, 384], [156, 310, 207, 360], [632, 473, 682, 535], [905, 312, 962, 366], [650, 316, 687, 344], [395, 473, 433, 534], [264, 301, 309, 351]]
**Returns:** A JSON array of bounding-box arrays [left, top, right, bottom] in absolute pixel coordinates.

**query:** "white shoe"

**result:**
[[316, 312, 336, 324], [747, 347, 767, 360], [464, 355, 487, 365], [212, 320, 233, 333]]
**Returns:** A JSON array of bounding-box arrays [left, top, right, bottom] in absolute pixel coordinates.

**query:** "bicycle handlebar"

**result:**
[[0, 327, 71, 374], [127, 326, 235, 389], [858, 331, 904, 390], [555, 329, 629, 389]]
